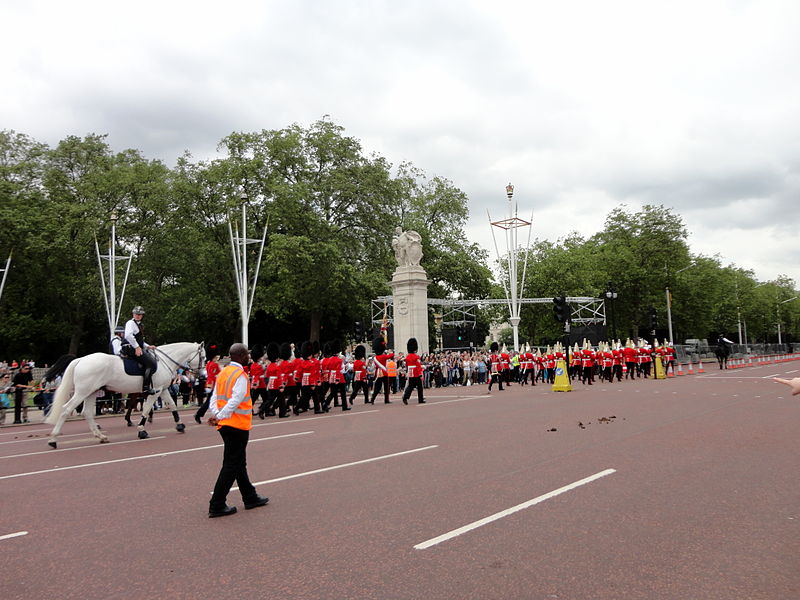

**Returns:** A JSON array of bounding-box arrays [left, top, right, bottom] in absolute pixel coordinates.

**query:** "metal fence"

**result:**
[[675, 343, 795, 364]]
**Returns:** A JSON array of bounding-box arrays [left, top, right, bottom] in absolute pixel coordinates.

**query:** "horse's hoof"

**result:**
[[176, 423, 186, 433], [138, 430, 149, 439], [100, 438, 109, 444], [48, 441, 57, 449]]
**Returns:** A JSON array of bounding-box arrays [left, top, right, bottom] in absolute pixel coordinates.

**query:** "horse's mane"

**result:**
[[44, 354, 76, 381]]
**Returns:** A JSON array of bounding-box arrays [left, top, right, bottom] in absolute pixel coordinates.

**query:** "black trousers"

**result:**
[[488, 372, 503, 391], [371, 376, 390, 403], [252, 387, 269, 414], [325, 383, 347, 409], [625, 361, 637, 379], [209, 425, 257, 509], [349, 380, 369, 404], [402, 377, 424, 403]]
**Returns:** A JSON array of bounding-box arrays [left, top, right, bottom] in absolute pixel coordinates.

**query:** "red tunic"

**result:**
[[405, 353, 423, 378]]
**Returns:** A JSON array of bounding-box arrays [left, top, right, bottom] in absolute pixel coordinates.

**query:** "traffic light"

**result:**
[[552, 296, 568, 323], [353, 321, 363, 340], [456, 325, 464, 341], [648, 307, 658, 329]]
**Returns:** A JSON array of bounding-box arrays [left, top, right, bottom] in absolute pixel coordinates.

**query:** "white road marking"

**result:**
[[418, 396, 487, 406], [0, 436, 167, 460], [235, 444, 439, 491], [414, 468, 617, 550], [0, 430, 93, 445], [0, 531, 28, 541], [250, 410, 378, 428], [0, 431, 313, 481], [786, 369, 798, 374], [762, 374, 782, 379]]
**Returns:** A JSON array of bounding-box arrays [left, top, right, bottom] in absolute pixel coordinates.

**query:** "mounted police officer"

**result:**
[[110, 325, 127, 357], [124, 306, 157, 394]]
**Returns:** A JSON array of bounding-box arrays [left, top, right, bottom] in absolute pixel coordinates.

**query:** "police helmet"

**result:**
[[132, 306, 145, 315]]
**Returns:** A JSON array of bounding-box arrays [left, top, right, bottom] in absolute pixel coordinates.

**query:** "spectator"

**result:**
[[12, 363, 34, 423]]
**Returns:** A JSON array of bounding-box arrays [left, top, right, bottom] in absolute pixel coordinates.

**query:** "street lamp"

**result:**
[[666, 262, 694, 344], [488, 183, 533, 352], [604, 283, 618, 340], [228, 190, 269, 346], [777, 296, 798, 346], [95, 209, 133, 336]]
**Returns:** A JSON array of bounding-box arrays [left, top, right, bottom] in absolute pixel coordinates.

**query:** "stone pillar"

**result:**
[[390, 266, 430, 355]]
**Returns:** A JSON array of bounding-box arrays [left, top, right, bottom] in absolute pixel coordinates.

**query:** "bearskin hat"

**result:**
[[407, 337, 418, 353], [301, 340, 313, 359], [266, 342, 280, 362], [354, 344, 366, 360], [250, 343, 265, 362], [329, 339, 341, 355], [312, 340, 320, 357], [373, 336, 386, 355], [490, 341, 499, 352], [279, 342, 292, 361], [322, 341, 332, 357]]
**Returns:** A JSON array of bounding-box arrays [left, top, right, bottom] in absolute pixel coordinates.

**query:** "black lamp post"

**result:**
[[605, 283, 618, 341]]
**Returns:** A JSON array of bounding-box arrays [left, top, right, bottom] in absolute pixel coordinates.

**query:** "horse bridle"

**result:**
[[154, 343, 205, 375]]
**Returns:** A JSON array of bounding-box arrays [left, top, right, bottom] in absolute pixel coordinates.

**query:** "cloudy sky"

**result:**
[[4, 0, 799, 286]]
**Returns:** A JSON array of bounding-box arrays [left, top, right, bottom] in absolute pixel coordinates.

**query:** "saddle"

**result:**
[[119, 351, 159, 377]]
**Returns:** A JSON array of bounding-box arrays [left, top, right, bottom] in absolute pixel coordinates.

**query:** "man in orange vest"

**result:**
[[207, 343, 269, 518]]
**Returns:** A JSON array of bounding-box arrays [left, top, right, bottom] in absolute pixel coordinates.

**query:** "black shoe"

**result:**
[[342, 407, 350, 411], [257, 412, 265, 420], [384, 400, 391, 404], [402, 397, 408, 405], [244, 495, 269, 510], [418, 400, 426, 404], [126, 419, 133, 427], [279, 413, 290, 418], [208, 505, 237, 518], [194, 414, 202, 424], [314, 409, 323, 414]]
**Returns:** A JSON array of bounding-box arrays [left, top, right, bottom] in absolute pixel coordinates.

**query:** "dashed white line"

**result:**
[[236, 444, 439, 491], [0, 436, 166, 460], [0, 531, 28, 542], [0, 431, 313, 480], [414, 468, 617, 550]]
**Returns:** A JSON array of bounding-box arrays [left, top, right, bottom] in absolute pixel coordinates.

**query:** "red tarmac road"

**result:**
[[1, 362, 798, 600]]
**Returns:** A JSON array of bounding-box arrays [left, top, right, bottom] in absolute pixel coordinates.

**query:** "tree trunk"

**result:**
[[309, 310, 322, 343], [68, 319, 84, 356]]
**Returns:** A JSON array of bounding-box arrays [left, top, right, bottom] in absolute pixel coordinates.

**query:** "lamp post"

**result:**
[[604, 283, 618, 341], [0, 252, 11, 305], [488, 183, 533, 352], [95, 209, 133, 336], [228, 191, 269, 347], [666, 262, 695, 345], [777, 296, 798, 345]]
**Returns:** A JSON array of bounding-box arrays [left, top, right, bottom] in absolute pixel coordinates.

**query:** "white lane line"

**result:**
[[0, 430, 90, 444], [0, 431, 313, 481], [762, 374, 782, 379], [235, 444, 439, 491], [0, 436, 166, 460], [787, 369, 798, 374], [0, 531, 28, 541], [419, 395, 487, 406], [414, 468, 617, 550], [251, 409, 378, 428]]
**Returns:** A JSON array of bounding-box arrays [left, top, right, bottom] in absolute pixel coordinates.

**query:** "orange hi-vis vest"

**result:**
[[215, 364, 253, 431], [387, 360, 397, 377]]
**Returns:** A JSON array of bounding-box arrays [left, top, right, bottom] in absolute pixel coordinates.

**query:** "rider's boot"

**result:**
[[143, 368, 155, 395]]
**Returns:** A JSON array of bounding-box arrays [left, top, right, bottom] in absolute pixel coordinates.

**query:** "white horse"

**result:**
[[45, 342, 205, 448]]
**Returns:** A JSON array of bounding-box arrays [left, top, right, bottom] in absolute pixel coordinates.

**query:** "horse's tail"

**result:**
[[44, 359, 78, 425], [44, 354, 76, 382]]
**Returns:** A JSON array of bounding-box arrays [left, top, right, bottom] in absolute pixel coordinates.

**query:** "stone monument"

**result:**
[[390, 227, 430, 355]]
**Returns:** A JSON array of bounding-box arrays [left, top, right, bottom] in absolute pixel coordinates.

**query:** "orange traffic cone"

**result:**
[[687, 360, 694, 375], [697, 360, 705, 373], [677, 362, 685, 376]]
